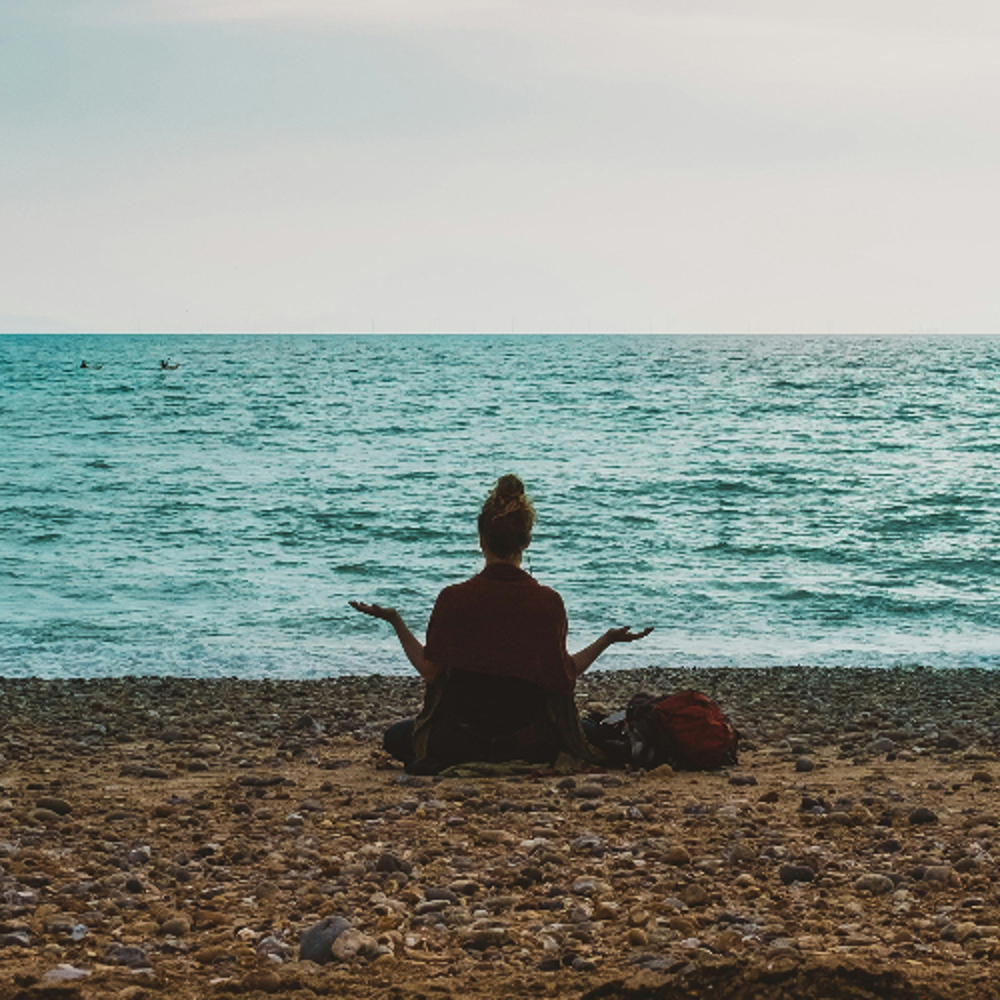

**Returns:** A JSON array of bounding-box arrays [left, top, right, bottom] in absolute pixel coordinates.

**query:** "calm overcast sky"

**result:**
[[2, 1, 999, 333]]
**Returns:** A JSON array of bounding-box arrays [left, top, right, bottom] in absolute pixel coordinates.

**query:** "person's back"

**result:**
[[426, 562, 574, 695], [350, 475, 651, 772]]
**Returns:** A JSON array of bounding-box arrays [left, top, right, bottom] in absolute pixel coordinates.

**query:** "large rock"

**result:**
[[298, 916, 350, 964]]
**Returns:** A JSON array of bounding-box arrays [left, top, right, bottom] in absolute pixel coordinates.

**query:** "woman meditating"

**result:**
[[350, 475, 651, 773]]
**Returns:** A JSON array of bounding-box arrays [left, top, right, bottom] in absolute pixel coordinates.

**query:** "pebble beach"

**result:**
[[3, 666, 1000, 1000]]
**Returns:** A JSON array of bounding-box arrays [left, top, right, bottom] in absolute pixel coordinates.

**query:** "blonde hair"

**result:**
[[478, 475, 534, 558]]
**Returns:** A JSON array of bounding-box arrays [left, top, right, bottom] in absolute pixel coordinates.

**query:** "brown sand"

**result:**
[[2, 666, 1000, 999]]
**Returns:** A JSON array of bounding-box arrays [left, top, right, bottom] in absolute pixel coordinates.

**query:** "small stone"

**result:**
[[457, 926, 511, 949], [29, 808, 62, 825], [954, 922, 981, 943], [102, 943, 150, 969], [240, 969, 282, 993], [295, 713, 321, 734], [714, 929, 744, 954], [160, 915, 191, 937], [923, 865, 956, 885], [0, 932, 31, 949], [571, 956, 597, 972], [476, 828, 515, 845], [680, 883, 709, 907], [414, 899, 450, 915], [570, 834, 605, 855], [843, 932, 879, 947], [573, 784, 605, 800], [36, 797, 72, 816], [972, 770, 993, 784], [664, 846, 691, 866], [256, 880, 279, 901], [729, 773, 757, 786], [331, 928, 380, 961], [867, 738, 895, 754], [627, 927, 648, 946], [729, 843, 757, 865], [648, 764, 674, 778], [42, 965, 91, 982], [854, 874, 894, 895], [128, 845, 151, 865], [909, 807, 938, 825], [375, 852, 412, 874], [298, 916, 350, 963], [193, 944, 231, 964], [779, 864, 814, 885], [257, 936, 293, 960], [794, 757, 815, 773]]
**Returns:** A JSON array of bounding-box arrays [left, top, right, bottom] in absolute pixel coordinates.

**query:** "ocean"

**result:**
[[2, 333, 998, 680]]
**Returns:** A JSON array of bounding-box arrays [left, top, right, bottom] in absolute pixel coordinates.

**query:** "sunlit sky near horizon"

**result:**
[[2, 1, 999, 334]]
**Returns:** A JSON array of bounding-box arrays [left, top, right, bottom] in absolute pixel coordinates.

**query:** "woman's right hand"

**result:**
[[349, 600, 399, 623]]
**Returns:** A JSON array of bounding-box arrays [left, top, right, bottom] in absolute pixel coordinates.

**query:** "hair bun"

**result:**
[[479, 475, 534, 558], [492, 474, 525, 501]]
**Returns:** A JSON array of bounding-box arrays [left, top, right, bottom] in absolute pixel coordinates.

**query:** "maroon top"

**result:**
[[424, 563, 576, 696]]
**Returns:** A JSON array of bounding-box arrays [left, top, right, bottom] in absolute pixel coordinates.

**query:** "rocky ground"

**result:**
[[2, 666, 1000, 1000]]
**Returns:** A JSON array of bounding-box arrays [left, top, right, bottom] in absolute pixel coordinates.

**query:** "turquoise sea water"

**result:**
[[2, 333, 999, 679]]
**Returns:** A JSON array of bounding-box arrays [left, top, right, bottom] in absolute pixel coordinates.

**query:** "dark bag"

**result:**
[[626, 690, 739, 770]]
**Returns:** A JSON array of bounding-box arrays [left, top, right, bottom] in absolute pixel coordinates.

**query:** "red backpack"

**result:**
[[626, 690, 739, 770]]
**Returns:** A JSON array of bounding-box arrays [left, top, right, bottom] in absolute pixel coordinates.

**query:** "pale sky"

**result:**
[[2, 1, 999, 334]]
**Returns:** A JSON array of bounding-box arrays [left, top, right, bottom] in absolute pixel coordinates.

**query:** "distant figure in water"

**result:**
[[350, 475, 652, 773], [160, 359, 179, 370], [80, 361, 103, 369]]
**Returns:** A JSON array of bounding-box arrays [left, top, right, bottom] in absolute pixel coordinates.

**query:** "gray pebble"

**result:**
[[102, 944, 150, 969], [42, 965, 90, 982]]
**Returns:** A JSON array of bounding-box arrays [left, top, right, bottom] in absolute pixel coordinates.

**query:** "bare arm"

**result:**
[[570, 626, 653, 679], [348, 601, 441, 684]]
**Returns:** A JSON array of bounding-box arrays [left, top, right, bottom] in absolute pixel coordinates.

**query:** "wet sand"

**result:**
[[2, 666, 1000, 999]]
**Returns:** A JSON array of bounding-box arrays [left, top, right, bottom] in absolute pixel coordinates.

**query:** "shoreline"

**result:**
[[3, 666, 1000, 999]]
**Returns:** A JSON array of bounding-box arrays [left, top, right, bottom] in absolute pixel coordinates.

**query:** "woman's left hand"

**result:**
[[606, 626, 654, 644], [349, 600, 399, 623]]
